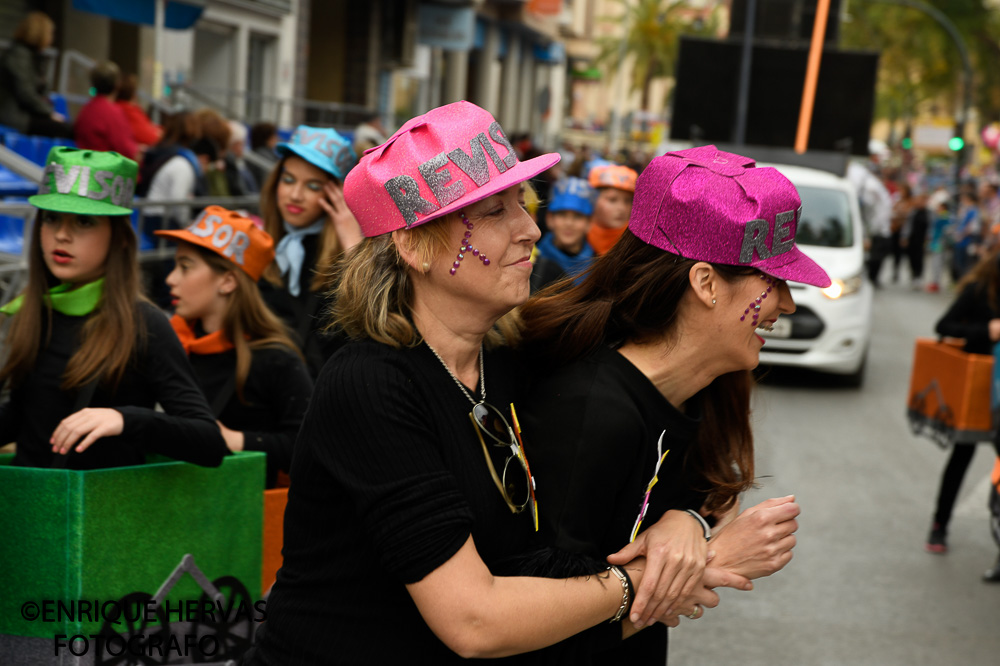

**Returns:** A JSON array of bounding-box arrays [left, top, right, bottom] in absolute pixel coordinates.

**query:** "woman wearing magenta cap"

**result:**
[[516, 145, 832, 662], [258, 125, 364, 377], [156, 206, 313, 488], [0, 147, 228, 470], [244, 104, 746, 665]]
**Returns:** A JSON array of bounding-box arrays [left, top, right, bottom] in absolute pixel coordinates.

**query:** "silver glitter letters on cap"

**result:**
[[76, 167, 91, 197], [189, 211, 222, 237], [224, 230, 250, 265], [739, 218, 771, 262], [771, 209, 796, 256], [448, 137, 491, 187], [212, 223, 234, 249], [488, 121, 519, 169], [53, 164, 82, 195], [385, 174, 440, 227], [478, 133, 508, 173], [89, 170, 114, 202], [418, 152, 466, 207]]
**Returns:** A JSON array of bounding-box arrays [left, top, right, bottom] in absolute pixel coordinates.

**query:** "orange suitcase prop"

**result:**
[[906, 338, 997, 447]]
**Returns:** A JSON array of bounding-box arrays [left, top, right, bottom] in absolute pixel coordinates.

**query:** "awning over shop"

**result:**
[[72, 0, 205, 30]]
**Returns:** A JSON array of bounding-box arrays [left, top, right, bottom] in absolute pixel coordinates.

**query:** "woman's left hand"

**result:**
[[606, 509, 709, 628], [50, 408, 124, 455], [319, 181, 363, 254]]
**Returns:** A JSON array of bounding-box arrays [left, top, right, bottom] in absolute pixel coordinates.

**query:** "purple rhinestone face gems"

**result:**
[[743, 273, 777, 325], [450, 211, 492, 275]]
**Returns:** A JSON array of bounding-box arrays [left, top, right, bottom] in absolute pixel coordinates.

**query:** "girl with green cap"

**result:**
[[0, 147, 229, 470]]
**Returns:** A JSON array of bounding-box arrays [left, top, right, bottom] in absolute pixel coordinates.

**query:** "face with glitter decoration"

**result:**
[[717, 271, 796, 370], [419, 184, 540, 320]]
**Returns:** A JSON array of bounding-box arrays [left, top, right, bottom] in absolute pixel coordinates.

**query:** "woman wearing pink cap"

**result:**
[[244, 105, 748, 665], [516, 145, 832, 663]]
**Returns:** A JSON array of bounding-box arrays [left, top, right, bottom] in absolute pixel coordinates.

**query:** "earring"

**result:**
[[421, 262, 430, 272], [451, 211, 490, 276], [711, 298, 716, 305]]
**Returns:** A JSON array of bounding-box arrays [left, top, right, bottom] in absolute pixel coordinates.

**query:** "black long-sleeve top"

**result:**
[[247, 340, 536, 665], [186, 345, 312, 487], [258, 234, 345, 378], [517, 345, 708, 664], [1, 302, 228, 470], [934, 282, 1000, 355]]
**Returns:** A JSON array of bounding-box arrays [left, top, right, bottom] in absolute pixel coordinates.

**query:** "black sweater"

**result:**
[[935, 282, 1000, 355], [518, 345, 708, 664], [247, 340, 535, 665], [258, 234, 345, 379], [2, 302, 228, 470], [187, 345, 312, 487]]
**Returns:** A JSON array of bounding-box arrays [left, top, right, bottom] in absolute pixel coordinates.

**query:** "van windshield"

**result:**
[[796, 186, 853, 248]]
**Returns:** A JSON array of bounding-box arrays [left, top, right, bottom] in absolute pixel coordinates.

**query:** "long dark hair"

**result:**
[[0, 213, 145, 390], [519, 229, 757, 512]]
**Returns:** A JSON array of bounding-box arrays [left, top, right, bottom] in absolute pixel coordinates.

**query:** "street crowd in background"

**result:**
[[1, 9, 998, 665]]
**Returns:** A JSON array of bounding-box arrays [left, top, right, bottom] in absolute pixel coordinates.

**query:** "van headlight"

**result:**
[[821, 273, 864, 299]]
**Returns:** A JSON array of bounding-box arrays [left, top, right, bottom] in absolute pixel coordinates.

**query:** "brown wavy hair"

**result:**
[[957, 247, 1000, 312], [518, 229, 758, 512], [330, 215, 519, 349], [0, 213, 145, 390], [181, 243, 303, 402], [13, 11, 53, 50], [260, 156, 344, 293]]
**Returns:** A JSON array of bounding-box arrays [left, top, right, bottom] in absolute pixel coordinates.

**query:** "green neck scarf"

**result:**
[[0, 278, 106, 317]]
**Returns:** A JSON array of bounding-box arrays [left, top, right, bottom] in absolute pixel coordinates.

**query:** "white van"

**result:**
[[756, 163, 874, 386]]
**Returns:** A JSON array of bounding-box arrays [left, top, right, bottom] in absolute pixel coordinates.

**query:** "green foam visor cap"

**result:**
[[29, 147, 139, 216]]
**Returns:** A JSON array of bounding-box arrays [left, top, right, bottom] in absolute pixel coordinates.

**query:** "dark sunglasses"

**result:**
[[469, 402, 538, 530]]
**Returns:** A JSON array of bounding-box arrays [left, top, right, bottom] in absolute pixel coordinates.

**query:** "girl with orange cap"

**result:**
[[157, 206, 313, 488]]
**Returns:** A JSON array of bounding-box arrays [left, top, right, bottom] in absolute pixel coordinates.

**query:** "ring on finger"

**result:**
[[687, 605, 702, 620]]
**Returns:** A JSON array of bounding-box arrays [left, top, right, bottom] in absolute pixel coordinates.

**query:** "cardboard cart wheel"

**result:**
[[94, 591, 170, 666], [191, 576, 254, 661]]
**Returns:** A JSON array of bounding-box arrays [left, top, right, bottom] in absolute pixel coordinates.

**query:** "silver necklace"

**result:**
[[425, 341, 485, 407]]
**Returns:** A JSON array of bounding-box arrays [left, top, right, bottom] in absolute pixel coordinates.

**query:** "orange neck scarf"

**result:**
[[587, 223, 628, 256], [170, 315, 234, 355]]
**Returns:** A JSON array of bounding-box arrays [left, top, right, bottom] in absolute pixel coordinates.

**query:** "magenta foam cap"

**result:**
[[628, 145, 831, 287], [344, 101, 560, 237]]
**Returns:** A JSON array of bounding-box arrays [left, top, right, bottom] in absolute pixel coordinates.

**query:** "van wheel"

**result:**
[[842, 352, 867, 388]]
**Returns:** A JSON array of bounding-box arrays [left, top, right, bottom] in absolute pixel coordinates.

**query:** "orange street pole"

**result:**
[[794, 0, 832, 154]]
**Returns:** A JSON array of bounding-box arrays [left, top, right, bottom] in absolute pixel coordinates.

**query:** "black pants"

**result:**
[[868, 236, 892, 286], [26, 115, 74, 139], [933, 439, 1000, 528], [907, 217, 929, 280], [890, 230, 905, 280]]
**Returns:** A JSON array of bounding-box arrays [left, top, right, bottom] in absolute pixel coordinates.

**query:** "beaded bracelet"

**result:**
[[607, 565, 633, 623]]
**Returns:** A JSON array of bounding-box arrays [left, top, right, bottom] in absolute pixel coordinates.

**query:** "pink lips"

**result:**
[[285, 205, 304, 215], [52, 250, 73, 265]]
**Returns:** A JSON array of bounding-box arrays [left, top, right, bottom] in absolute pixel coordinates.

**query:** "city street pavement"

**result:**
[[670, 277, 1000, 665]]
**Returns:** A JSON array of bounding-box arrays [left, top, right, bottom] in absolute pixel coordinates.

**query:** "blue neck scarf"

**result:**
[[536, 233, 595, 277], [274, 219, 325, 297]]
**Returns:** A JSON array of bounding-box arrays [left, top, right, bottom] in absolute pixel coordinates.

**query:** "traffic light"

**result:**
[[901, 136, 913, 150], [949, 136, 965, 151]]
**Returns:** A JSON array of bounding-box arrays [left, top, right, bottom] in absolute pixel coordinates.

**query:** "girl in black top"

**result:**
[[0, 147, 227, 469], [157, 205, 313, 488], [927, 250, 1000, 578], [258, 125, 362, 377]]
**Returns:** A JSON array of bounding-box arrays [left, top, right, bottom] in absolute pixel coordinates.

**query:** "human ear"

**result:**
[[219, 271, 239, 296], [688, 262, 717, 308], [391, 229, 423, 272]]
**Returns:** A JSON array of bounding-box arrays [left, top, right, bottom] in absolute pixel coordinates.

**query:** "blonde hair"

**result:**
[[330, 216, 520, 349], [260, 156, 343, 293], [13, 12, 53, 50]]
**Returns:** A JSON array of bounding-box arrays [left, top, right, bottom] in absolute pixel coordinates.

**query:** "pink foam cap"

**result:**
[[629, 145, 831, 287], [344, 101, 560, 237]]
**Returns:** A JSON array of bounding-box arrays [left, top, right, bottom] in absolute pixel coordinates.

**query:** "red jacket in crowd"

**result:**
[[74, 95, 138, 159], [116, 99, 162, 147]]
